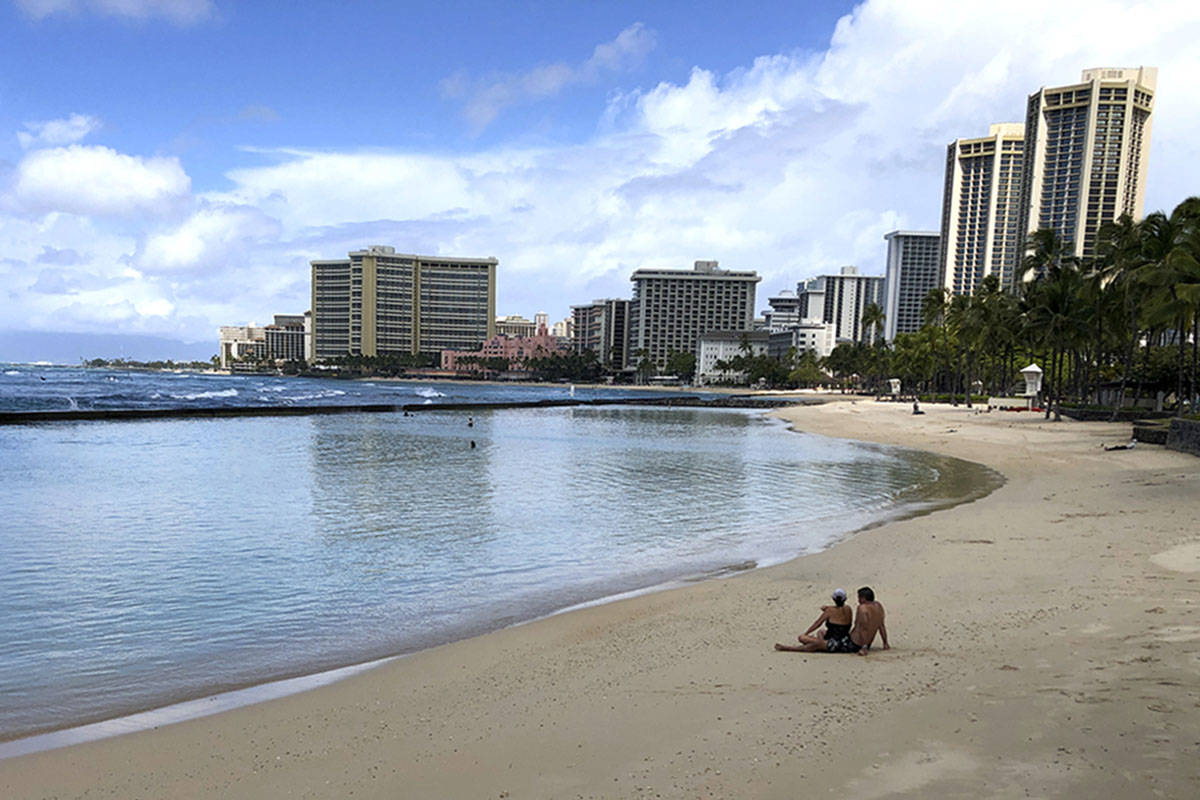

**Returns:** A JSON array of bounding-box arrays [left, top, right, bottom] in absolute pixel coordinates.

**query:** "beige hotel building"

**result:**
[[1018, 66, 1156, 269], [311, 246, 497, 361], [939, 122, 1026, 295]]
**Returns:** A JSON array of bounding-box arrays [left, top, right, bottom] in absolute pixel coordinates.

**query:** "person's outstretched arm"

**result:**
[[803, 610, 829, 636]]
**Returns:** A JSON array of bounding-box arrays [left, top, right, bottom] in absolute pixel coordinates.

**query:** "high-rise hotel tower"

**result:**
[[884, 230, 941, 340], [939, 123, 1026, 296], [628, 260, 760, 368], [311, 246, 497, 361], [1018, 67, 1156, 269]]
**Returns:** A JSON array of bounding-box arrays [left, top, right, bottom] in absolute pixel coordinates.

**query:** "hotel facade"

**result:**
[[794, 266, 883, 345], [628, 260, 760, 368], [311, 246, 497, 361], [884, 230, 941, 340], [1018, 66, 1156, 268], [939, 123, 1026, 295], [571, 298, 631, 371]]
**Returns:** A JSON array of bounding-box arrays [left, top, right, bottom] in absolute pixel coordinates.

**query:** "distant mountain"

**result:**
[[0, 331, 216, 364]]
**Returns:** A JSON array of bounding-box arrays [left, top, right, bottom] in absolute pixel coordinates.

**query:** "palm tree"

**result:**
[[1137, 198, 1200, 415], [1019, 228, 1077, 291], [1024, 259, 1088, 420], [860, 302, 886, 347], [921, 287, 951, 394], [1093, 214, 1149, 418]]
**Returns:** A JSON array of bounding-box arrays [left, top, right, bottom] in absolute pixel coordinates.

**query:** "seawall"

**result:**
[[0, 395, 814, 425]]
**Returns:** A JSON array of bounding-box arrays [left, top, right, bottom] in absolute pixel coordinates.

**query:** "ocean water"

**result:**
[[0, 364, 676, 412], [0, 367, 998, 743]]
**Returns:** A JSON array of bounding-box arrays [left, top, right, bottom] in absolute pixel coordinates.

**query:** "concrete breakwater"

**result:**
[[0, 395, 814, 425], [1166, 417, 1200, 457]]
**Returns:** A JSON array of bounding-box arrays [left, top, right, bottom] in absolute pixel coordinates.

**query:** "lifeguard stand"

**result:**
[[1021, 364, 1044, 398], [988, 363, 1042, 411]]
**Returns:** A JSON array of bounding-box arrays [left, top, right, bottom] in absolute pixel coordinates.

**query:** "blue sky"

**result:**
[[2, 0, 1200, 357]]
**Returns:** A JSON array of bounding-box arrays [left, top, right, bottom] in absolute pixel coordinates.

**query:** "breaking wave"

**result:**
[[170, 388, 239, 401]]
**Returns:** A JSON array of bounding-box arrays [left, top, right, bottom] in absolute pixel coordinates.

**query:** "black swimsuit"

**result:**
[[824, 620, 860, 653]]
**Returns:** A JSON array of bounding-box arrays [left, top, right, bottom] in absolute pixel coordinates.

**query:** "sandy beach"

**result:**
[[2, 398, 1198, 798]]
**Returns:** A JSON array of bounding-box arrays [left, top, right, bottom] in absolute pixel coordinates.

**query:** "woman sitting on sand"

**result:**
[[775, 588, 855, 653]]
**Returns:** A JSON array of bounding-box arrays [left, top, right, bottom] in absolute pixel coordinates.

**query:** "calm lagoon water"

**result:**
[[0, 368, 998, 742]]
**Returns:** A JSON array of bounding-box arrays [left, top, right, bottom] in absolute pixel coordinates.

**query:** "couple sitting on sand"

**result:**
[[775, 586, 888, 656]]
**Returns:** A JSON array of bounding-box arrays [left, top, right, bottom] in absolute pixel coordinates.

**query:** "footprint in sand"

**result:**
[[1150, 541, 1200, 573]]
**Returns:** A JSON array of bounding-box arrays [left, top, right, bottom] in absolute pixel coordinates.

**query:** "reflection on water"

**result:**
[[0, 406, 999, 741]]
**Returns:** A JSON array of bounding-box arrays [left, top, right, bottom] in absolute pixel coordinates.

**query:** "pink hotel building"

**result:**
[[440, 325, 565, 374]]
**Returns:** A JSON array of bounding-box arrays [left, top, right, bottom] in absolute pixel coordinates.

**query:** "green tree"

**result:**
[[1137, 198, 1200, 415], [787, 349, 826, 388], [664, 350, 697, 382], [860, 302, 886, 346]]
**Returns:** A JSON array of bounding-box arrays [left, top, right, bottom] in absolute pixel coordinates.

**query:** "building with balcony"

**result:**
[[628, 260, 760, 368], [311, 246, 497, 361], [696, 330, 769, 385], [939, 123, 1025, 295], [884, 231, 941, 340], [571, 298, 631, 370], [1018, 67, 1156, 271]]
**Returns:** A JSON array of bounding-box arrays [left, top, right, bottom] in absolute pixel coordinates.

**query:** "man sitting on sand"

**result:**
[[776, 586, 889, 656], [848, 586, 888, 656]]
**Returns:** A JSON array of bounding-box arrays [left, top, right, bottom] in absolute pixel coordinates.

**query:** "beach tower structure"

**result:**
[[1021, 363, 1044, 397]]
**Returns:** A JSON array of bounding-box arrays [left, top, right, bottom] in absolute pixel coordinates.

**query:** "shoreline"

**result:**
[[3, 400, 1198, 797], [0, 410, 997, 752]]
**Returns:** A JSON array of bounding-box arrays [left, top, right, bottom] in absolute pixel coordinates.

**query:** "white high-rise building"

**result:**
[[763, 290, 803, 332], [799, 266, 883, 345], [939, 123, 1026, 295], [884, 231, 941, 341], [628, 260, 760, 368], [1018, 67, 1156, 270]]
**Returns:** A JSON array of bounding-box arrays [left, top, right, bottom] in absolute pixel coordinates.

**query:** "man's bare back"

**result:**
[[850, 587, 889, 656]]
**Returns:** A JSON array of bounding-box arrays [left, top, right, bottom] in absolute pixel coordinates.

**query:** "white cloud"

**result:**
[[15, 0, 213, 25], [138, 202, 281, 274], [9, 145, 191, 217], [17, 113, 102, 149], [5, 0, 1200, 346], [443, 22, 656, 131], [215, 0, 1200, 320]]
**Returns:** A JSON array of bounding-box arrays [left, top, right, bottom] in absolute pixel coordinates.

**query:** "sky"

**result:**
[[2, 0, 1200, 358]]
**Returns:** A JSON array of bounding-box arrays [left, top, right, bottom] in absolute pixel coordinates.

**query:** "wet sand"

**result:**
[[2, 399, 1198, 798]]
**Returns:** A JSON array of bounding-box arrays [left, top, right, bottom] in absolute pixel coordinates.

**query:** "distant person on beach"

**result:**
[[774, 588, 855, 653], [775, 586, 888, 655]]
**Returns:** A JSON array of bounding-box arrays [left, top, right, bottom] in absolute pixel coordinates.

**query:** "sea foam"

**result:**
[[171, 388, 239, 400]]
